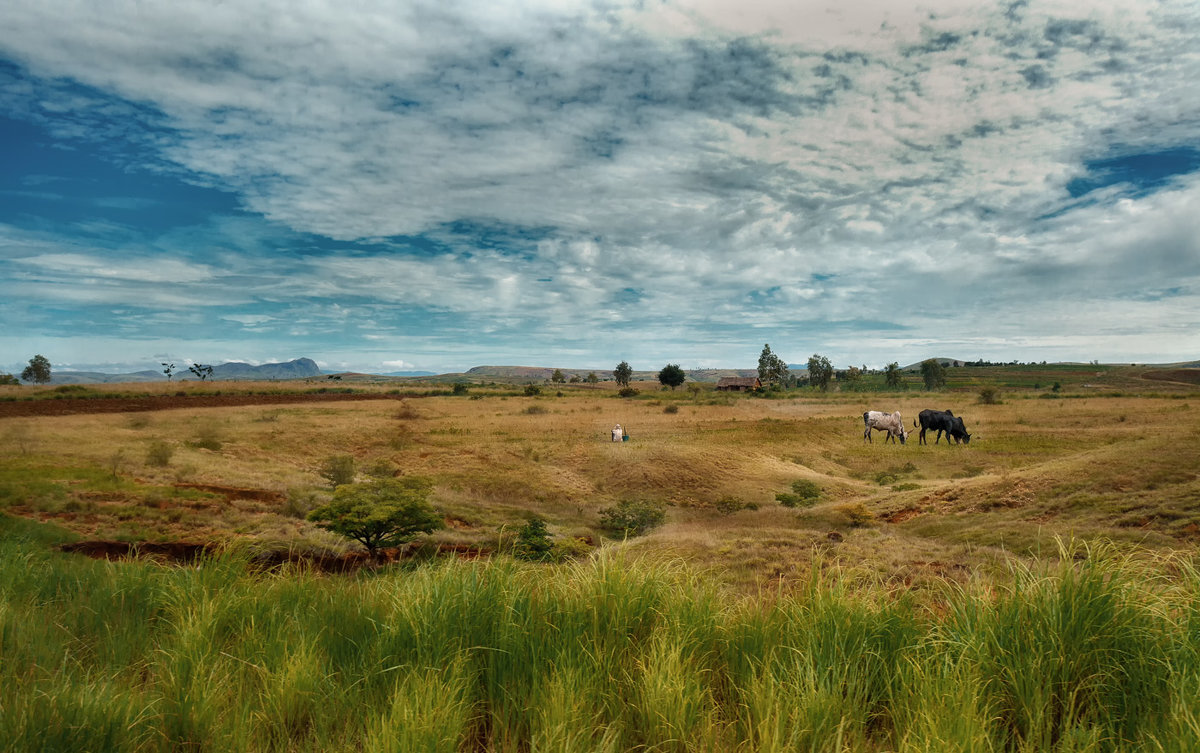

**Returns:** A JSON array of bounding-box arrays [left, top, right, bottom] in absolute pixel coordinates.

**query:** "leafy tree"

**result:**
[[0, 373, 19, 386], [307, 477, 442, 559], [599, 499, 665, 537], [452, 382, 469, 395], [188, 364, 214, 381], [613, 361, 633, 388], [161, 362, 176, 381], [657, 363, 686, 389], [884, 362, 903, 389], [585, 372, 599, 387], [513, 516, 554, 561], [757, 344, 789, 389], [920, 359, 947, 391], [551, 369, 565, 384], [807, 354, 833, 391], [21, 355, 52, 384]]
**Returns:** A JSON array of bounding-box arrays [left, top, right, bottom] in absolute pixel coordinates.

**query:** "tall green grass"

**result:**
[[1, 515, 1197, 752]]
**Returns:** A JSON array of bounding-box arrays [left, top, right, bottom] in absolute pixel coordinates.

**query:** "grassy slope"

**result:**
[[1, 367, 1198, 592]]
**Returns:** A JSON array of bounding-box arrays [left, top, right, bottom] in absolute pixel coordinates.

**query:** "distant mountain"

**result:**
[[380, 371, 437, 377], [48, 370, 164, 385], [207, 358, 322, 380], [45, 358, 322, 384]]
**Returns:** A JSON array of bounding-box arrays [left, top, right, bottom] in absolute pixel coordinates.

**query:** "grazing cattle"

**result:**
[[915, 409, 971, 445], [863, 410, 908, 444]]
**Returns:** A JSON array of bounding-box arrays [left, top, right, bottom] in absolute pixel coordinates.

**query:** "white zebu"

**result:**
[[863, 410, 908, 445]]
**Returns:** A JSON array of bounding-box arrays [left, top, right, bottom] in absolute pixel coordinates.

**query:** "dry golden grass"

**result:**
[[2, 384, 1198, 591]]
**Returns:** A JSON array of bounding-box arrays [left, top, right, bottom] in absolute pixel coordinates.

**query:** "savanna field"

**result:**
[[2, 365, 1200, 751]]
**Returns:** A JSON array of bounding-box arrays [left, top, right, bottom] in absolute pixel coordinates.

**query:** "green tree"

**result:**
[[21, 355, 52, 384], [884, 362, 903, 389], [307, 477, 442, 559], [0, 373, 19, 386], [551, 369, 565, 384], [513, 516, 554, 561], [585, 372, 599, 388], [757, 344, 789, 389], [807, 354, 833, 391], [613, 361, 633, 388], [657, 363, 686, 390], [161, 362, 176, 381], [920, 359, 947, 391], [188, 363, 214, 381]]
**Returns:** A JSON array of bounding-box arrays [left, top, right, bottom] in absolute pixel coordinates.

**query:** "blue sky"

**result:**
[[2, 0, 1199, 376]]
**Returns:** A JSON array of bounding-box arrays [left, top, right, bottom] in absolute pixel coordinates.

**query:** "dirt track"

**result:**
[[0, 392, 406, 418]]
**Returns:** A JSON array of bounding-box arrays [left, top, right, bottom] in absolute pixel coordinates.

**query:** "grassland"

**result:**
[[1, 369, 1198, 590], [2, 366, 1200, 751]]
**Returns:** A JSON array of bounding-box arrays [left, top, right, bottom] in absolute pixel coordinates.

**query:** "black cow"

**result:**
[[915, 409, 971, 445]]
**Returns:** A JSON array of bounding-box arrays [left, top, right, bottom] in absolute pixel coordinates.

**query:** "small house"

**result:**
[[715, 377, 761, 392]]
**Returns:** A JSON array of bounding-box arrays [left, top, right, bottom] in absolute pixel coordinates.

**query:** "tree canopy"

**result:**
[[613, 361, 633, 388], [807, 354, 833, 391], [307, 477, 442, 558], [757, 344, 789, 388], [920, 359, 947, 391], [884, 362, 904, 389], [657, 363, 686, 389], [21, 355, 51, 384]]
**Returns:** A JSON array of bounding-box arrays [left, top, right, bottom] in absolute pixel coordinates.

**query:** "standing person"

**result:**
[[612, 424, 623, 442]]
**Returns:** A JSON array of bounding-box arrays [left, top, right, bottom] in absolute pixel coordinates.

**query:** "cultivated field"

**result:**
[[3, 369, 1200, 752]]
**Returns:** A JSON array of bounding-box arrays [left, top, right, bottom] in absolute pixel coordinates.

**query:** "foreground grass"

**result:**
[[3, 515, 1199, 753]]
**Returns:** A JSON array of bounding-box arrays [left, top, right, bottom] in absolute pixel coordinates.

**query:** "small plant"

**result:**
[[663, 404, 679, 414], [714, 496, 744, 515], [522, 404, 548, 415], [978, 386, 1001, 404], [524, 384, 542, 397], [145, 440, 174, 468], [319, 455, 357, 488], [833, 502, 874, 527], [283, 488, 325, 519], [307, 477, 442, 559], [190, 424, 223, 451], [617, 387, 639, 398], [452, 382, 469, 396], [364, 458, 396, 478], [512, 516, 554, 561], [777, 479, 822, 508], [599, 499, 666, 537]]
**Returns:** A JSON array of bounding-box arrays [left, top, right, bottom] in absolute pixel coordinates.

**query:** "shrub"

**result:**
[[319, 455, 357, 488], [513, 516, 554, 562], [189, 424, 223, 451], [714, 496, 749, 515], [599, 499, 666, 537], [617, 387, 639, 398], [522, 404, 548, 415], [550, 536, 593, 562], [145, 441, 174, 468], [307, 477, 442, 558], [790, 479, 821, 502], [452, 382, 469, 396], [833, 502, 874, 527], [524, 385, 542, 397], [663, 404, 679, 414], [979, 386, 1002, 404], [283, 488, 325, 519]]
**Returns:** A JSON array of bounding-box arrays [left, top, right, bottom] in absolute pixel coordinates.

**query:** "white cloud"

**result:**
[[1, 0, 1198, 370]]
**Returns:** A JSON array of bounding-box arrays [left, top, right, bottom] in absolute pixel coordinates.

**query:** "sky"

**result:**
[[2, 0, 1199, 376]]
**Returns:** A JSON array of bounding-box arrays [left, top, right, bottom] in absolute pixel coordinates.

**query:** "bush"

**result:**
[[617, 387, 639, 398], [599, 499, 666, 537], [979, 387, 1002, 404], [777, 479, 821, 508], [833, 502, 874, 527], [714, 496, 748, 515], [663, 404, 679, 414], [283, 488, 325, 519], [452, 382, 469, 396], [145, 441, 174, 468], [523, 384, 542, 397], [512, 516, 554, 561], [319, 455, 356, 488]]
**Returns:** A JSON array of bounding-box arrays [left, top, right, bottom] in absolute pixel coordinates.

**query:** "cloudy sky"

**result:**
[[2, 0, 1199, 376]]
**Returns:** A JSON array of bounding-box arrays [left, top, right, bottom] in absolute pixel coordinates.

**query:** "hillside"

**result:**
[[46, 358, 322, 384]]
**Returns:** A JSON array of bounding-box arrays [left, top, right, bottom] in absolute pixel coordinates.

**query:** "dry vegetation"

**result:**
[[2, 376, 1199, 592]]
